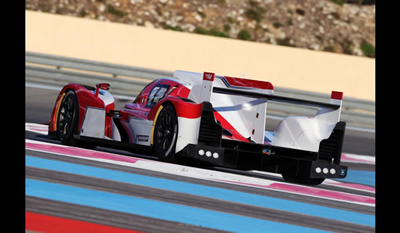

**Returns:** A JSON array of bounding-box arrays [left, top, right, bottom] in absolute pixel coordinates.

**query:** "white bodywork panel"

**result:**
[[111, 119, 121, 142], [266, 98, 342, 152], [175, 117, 201, 153], [211, 93, 267, 144], [270, 116, 334, 152], [81, 107, 106, 138], [211, 76, 271, 144], [174, 71, 212, 104], [127, 117, 153, 146], [80, 89, 115, 140]]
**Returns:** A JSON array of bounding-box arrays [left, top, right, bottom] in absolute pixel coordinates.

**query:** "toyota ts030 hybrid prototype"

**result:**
[[48, 70, 348, 185]]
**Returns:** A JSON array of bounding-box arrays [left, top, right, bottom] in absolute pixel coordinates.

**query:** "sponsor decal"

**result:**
[[137, 135, 149, 142], [203, 72, 215, 81], [340, 168, 346, 176], [262, 148, 272, 155]]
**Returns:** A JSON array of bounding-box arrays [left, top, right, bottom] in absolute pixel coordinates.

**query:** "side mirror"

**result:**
[[95, 83, 110, 98], [96, 83, 110, 90]]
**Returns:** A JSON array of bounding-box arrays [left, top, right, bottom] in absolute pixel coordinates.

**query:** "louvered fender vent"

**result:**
[[318, 122, 346, 164], [198, 102, 222, 147]]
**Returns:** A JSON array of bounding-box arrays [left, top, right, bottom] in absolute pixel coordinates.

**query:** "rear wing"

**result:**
[[173, 70, 343, 146], [213, 87, 341, 110], [213, 86, 343, 122]]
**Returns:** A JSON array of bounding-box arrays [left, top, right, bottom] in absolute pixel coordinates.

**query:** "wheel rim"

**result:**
[[58, 94, 75, 139], [156, 111, 177, 154]]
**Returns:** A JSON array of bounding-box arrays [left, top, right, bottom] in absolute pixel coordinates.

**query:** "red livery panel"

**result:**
[[223, 76, 274, 90]]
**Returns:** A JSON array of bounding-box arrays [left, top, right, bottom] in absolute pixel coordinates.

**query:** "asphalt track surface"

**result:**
[[25, 85, 375, 232]]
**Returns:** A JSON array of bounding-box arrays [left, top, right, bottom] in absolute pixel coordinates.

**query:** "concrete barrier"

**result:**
[[26, 10, 375, 101]]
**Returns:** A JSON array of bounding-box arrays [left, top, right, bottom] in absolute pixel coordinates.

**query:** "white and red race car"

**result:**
[[48, 70, 347, 185]]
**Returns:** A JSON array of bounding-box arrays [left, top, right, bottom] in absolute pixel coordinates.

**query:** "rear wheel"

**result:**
[[153, 104, 179, 162]]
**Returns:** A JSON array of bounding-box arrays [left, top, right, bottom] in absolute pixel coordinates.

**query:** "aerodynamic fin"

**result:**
[[315, 91, 344, 124]]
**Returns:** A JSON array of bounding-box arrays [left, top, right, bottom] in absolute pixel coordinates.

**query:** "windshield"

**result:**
[[145, 84, 170, 108]]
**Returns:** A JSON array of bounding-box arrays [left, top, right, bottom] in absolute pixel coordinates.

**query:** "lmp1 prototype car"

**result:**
[[48, 70, 348, 185]]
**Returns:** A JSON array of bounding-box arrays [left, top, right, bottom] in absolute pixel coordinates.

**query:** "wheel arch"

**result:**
[[48, 83, 107, 137], [48, 85, 77, 138]]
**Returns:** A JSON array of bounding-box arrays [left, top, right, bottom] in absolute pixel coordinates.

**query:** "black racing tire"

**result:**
[[153, 104, 179, 162], [57, 90, 79, 145], [57, 90, 96, 149]]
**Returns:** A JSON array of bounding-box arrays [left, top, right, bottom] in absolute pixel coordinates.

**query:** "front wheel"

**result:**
[[153, 104, 179, 162], [57, 90, 79, 145], [57, 90, 96, 149]]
